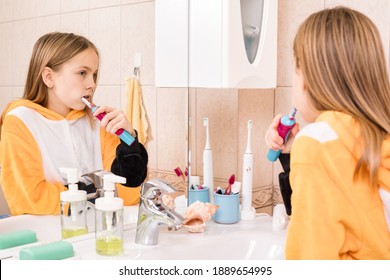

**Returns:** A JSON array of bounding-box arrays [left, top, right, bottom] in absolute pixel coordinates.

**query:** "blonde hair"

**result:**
[[0, 32, 99, 138], [294, 6, 390, 187]]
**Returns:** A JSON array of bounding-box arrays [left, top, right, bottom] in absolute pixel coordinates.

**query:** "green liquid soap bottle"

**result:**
[[60, 168, 88, 239], [95, 174, 126, 256]]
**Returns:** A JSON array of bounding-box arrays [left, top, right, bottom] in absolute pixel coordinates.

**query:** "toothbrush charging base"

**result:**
[[240, 207, 256, 220]]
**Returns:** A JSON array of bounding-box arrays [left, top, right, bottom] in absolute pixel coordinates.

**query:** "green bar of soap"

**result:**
[[19, 240, 74, 260], [0, 229, 37, 250]]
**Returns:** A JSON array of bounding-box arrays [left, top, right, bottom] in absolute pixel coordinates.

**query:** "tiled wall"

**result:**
[[0, 0, 389, 214]]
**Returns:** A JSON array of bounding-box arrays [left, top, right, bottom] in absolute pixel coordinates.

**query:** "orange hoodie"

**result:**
[[0, 99, 140, 215], [287, 111, 390, 259]]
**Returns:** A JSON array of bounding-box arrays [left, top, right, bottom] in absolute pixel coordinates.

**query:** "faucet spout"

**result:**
[[135, 179, 184, 246]]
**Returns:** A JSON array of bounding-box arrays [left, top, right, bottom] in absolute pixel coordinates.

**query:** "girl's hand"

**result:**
[[93, 106, 136, 137], [265, 114, 300, 154]]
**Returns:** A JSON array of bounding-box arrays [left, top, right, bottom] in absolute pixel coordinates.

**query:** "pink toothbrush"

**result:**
[[224, 174, 235, 195]]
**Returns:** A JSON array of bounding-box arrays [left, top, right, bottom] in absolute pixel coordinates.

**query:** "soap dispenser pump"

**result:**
[[60, 167, 88, 239], [95, 174, 126, 256]]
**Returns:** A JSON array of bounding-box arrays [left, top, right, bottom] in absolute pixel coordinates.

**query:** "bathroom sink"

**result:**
[[0, 203, 286, 260], [72, 214, 286, 260]]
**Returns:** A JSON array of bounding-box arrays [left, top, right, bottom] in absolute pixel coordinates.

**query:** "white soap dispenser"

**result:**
[[95, 174, 126, 256], [60, 167, 88, 239], [241, 120, 256, 220]]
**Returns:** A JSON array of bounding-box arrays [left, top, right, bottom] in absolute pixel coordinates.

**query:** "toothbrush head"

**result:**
[[228, 174, 235, 185], [81, 97, 93, 109], [174, 167, 183, 177], [248, 120, 252, 129], [203, 117, 208, 127], [289, 107, 297, 120]]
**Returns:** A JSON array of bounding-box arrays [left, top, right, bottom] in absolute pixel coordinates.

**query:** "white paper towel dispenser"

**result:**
[[155, 0, 278, 89]]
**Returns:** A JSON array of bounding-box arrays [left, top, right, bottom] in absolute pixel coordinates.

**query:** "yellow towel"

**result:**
[[125, 77, 148, 145]]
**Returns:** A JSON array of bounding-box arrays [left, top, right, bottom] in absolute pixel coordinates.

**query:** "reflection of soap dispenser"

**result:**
[[60, 168, 88, 239], [203, 117, 214, 202], [241, 121, 256, 220], [95, 174, 126, 256]]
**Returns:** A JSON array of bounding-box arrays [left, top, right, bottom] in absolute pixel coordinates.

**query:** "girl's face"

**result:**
[[292, 65, 319, 123], [47, 48, 98, 116]]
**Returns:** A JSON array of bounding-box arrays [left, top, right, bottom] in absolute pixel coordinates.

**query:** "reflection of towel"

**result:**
[[125, 77, 148, 145]]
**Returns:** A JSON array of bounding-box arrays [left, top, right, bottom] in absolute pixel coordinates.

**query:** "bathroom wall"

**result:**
[[0, 0, 389, 214]]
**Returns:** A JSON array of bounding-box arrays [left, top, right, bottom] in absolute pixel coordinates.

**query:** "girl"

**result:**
[[0, 32, 148, 215], [286, 7, 390, 259]]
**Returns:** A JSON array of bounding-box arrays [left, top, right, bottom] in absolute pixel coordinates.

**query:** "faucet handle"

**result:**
[[141, 178, 177, 197]]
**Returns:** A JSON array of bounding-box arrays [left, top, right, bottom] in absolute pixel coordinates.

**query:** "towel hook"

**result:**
[[132, 53, 142, 79]]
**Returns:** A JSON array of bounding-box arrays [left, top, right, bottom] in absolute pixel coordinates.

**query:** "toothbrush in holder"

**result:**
[[203, 118, 214, 201], [224, 174, 235, 195], [81, 97, 135, 146], [267, 107, 297, 162]]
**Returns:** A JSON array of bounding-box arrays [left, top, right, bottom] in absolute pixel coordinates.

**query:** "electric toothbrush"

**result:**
[[267, 107, 297, 162], [241, 120, 256, 220], [81, 97, 135, 146], [203, 117, 214, 202]]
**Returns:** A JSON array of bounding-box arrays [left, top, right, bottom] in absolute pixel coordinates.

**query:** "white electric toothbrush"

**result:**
[[241, 120, 256, 220], [203, 117, 214, 202]]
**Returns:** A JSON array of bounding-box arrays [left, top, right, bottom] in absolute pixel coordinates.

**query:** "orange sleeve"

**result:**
[[0, 115, 67, 215]]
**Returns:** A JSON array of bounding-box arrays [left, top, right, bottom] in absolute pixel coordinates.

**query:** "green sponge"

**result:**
[[0, 229, 37, 250], [19, 240, 74, 260]]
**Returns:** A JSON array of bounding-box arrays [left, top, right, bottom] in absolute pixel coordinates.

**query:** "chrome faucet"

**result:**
[[135, 178, 184, 246], [81, 170, 117, 200]]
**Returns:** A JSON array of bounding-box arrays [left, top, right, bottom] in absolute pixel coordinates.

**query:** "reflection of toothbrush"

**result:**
[[267, 108, 297, 162], [81, 97, 135, 146], [241, 120, 256, 220], [203, 118, 214, 200]]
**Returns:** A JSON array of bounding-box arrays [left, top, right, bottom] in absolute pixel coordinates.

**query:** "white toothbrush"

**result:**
[[203, 118, 214, 202], [241, 120, 256, 220]]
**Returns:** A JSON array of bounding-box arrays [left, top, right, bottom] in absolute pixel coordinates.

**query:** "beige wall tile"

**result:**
[[0, 87, 13, 113], [12, 19, 40, 86], [0, 23, 13, 86], [93, 86, 121, 108], [13, 0, 36, 20], [120, 2, 155, 86], [61, 0, 88, 13], [89, 7, 121, 86], [12, 16, 60, 86], [89, 0, 120, 9], [277, 0, 324, 87], [36, 0, 61, 17], [0, 0, 12, 23], [60, 11, 89, 36], [195, 88, 238, 186], [121, 0, 153, 5], [238, 89, 275, 188], [156, 87, 188, 172], [12, 86, 24, 99]]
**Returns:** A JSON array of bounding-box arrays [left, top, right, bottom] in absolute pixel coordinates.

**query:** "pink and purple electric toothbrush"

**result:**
[[267, 107, 297, 162], [81, 97, 135, 146]]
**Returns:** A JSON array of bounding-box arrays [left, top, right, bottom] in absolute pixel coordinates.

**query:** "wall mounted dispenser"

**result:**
[[155, 0, 278, 88]]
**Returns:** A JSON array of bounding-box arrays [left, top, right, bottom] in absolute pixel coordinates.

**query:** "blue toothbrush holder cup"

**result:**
[[188, 187, 210, 205], [213, 192, 240, 224]]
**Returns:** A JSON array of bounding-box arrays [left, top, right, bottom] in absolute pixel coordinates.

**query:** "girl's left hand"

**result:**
[[93, 105, 136, 137]]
